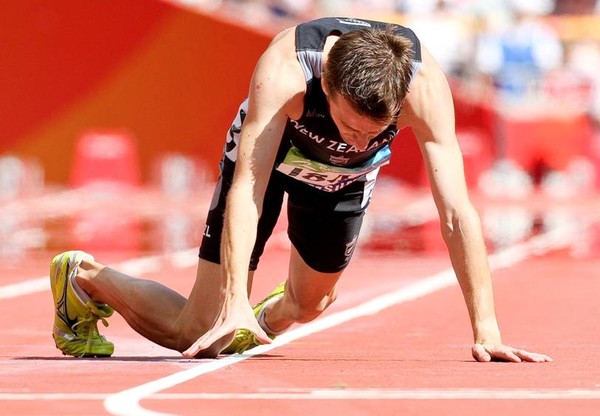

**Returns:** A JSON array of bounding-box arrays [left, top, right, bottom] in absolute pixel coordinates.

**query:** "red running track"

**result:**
[[1, 189, 600, 416]]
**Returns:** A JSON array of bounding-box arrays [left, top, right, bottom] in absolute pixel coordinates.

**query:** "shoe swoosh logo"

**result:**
[[56, 263, 79, 329]]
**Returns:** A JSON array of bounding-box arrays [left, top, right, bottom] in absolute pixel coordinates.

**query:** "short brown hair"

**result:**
[[324, 27, 415, 123]]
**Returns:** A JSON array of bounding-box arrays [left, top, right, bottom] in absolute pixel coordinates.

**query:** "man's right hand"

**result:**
[[181, 296, 271, 358]]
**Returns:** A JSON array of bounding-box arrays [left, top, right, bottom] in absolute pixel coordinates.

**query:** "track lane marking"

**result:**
[[0, 249, 199, 300], [3, 388, 600, 401], [103, 224, 575, 416]]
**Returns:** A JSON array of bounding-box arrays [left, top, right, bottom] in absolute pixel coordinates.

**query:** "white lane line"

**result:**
[[158, 389, 600, 400], [0, 278, 49, 300], [0, 393, 109, 401], [4, 389, 600, 401], [104, 225, 573, 416], [0, 249, 199, 300]]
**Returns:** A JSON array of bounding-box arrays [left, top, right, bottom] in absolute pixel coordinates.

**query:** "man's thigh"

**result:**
[[286, 178, 370, 273]]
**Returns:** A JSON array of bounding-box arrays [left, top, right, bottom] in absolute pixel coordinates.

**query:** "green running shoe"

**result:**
[[221, 281, 286, 354], [50, 251, 114, 357]]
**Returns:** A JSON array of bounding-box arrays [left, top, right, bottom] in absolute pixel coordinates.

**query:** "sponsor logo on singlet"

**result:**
[[336, 18, 372, 27], [329, 155, 350, 165], [305, 108, 326, 118]]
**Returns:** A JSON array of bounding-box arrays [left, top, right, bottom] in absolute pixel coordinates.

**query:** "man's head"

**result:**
[[323, 26, 415, 125]]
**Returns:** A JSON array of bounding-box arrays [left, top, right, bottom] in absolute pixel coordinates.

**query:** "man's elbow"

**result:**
[[440, 206, 482, 242]]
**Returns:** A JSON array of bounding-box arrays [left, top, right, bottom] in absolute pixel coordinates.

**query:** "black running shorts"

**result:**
[[198, 156, 375, 273]]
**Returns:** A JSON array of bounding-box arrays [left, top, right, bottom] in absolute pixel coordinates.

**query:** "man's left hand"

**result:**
[[472, 343, 553, 362]]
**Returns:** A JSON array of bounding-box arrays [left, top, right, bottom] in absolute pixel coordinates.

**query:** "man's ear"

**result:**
[[321, 68, 330, 97]]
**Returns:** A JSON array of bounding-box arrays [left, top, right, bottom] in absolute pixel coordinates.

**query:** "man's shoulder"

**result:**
[[261, 26, 299, 67], [255, 29, 306, 114]]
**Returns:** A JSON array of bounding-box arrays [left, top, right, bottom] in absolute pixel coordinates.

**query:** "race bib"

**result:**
[[276, 145, 391, 192]]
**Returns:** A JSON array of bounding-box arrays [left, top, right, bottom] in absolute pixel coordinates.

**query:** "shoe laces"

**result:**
[[232, 329, 259, 353], [70, 301, 110, 357], [86, 300, 114, 318]]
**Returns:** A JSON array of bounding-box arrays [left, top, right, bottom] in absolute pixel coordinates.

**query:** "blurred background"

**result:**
[[1, 0, 599, 261]]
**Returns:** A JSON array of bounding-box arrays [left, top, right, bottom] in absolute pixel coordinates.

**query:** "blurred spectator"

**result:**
[[315, 0, 396, 16], [564, 39, 600, 121], [510, 0, 556, 15], [537, 38, 598, 122], [475, 4, 563, 103], [219, 0, 303, 27], [396, 0, 441, 14], [554, 0, 597, 14], [266, 0, 315, 20], [405, 0, 475, 77]]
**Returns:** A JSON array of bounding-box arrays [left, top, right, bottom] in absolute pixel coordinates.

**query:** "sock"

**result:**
[[256, 294, 286, 336], [69, 262, 93, 305]]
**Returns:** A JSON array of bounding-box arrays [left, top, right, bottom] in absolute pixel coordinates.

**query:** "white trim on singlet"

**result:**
[[297, 50, 323, 83]]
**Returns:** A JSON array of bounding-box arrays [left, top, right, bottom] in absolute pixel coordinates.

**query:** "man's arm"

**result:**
[[183, 28, 305, 357], [401, 46, 551, 362]]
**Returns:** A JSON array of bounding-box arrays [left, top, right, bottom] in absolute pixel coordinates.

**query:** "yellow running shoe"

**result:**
[[50, 251, 114, 357], [221, 281, 286, 354]]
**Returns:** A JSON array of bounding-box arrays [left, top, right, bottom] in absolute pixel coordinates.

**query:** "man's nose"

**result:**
[[347, 133, 370, 150]]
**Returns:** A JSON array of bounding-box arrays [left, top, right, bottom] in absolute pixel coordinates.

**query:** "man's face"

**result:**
[[326, 93, 389, 151]]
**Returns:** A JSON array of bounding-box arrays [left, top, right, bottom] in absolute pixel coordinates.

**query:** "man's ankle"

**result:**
[[257, 295, 286, 336]]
